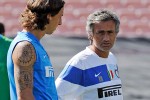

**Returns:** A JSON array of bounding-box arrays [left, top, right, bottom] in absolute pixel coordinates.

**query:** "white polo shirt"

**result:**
[[56, 47, 123, 100]]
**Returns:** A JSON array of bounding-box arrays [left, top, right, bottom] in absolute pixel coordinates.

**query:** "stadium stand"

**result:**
[[0, 0, 150, 38]]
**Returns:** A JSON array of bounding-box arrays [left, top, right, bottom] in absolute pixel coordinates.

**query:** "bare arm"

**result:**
[[12, 41, 36, 100]]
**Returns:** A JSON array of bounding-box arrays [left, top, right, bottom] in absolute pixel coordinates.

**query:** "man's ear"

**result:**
[[88, 32, 93, 40], [47, 14, 52, 21], [88, 33, 93, 45]]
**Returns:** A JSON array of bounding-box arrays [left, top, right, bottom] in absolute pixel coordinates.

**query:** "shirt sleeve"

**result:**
[[55, 61, 85, 100]]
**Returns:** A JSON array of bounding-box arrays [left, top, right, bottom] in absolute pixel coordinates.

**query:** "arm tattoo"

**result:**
[[18, 69, 33, 92], [13, 41, 36, 92], [17, 43, 35, 66]]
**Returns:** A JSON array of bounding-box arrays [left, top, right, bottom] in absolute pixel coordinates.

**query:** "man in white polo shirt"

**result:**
[[56, 9, 123, 100]]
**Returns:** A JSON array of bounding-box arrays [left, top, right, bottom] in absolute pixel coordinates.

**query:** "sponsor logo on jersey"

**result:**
[[107, 64, 120, 80], [92, 65, 111, 84], [97, 84, 122, 98], [95, 72, 101, 77], [43, 55, 47, 59], [98, 75, 104, 82], [93, 64, 120, 83], [45, 66, 54, 77]]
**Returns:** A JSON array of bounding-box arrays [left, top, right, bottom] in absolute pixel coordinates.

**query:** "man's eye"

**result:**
[[96, 31, 104, 34], [108, 31, 115, 35]]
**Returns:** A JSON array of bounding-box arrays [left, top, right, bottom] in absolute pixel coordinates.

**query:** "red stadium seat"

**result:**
[[1, 0, 150, 38]]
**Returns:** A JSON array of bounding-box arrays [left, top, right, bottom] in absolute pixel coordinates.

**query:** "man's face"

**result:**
[[45, 7, 64, 34], [92, 20, 117, 52]]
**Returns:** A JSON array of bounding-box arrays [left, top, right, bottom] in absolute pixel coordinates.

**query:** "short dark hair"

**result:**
[[0, 22, 5, 34], [20, 0, 65, 30]]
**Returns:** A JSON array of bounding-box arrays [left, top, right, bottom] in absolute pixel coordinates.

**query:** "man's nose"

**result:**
[[103, 34, 110, 41]]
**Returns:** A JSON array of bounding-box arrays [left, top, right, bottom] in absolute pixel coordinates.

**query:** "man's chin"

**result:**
[[96, 47, 110, 52], [102, 45, 113, 51], [103, 48, 111, 52]]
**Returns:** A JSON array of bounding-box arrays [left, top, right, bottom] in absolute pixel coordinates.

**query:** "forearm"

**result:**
[[14, 65, 34, 100], [18, 91, 34, 100], [14, 67, 34, 100]]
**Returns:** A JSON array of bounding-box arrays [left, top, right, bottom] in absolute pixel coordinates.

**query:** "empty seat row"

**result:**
[[1, 0, 150, 38]]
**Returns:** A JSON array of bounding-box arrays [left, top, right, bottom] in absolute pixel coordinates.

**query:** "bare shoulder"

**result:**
[[12, 41, 36, 67]]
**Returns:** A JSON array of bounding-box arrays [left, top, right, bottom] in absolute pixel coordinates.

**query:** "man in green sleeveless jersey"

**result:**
[[0, 22, 12, 100]]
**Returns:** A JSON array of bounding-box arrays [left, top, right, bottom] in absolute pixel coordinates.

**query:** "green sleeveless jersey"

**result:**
[[0, 34, 12, 100]]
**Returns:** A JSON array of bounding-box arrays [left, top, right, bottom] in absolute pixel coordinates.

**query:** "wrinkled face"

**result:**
[[92, 20, 117, 52], [45, 7, 64, 34]]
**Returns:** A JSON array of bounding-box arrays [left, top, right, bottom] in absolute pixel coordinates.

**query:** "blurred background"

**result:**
[[0, 0, 150, 100], [0, 0, 150, 38]]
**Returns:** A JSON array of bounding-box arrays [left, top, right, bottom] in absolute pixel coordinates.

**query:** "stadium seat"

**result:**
[[1, 0, 150, 38]]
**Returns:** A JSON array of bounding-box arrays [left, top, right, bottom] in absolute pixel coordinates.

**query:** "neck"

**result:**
[[89, 45, 109, 58], [22, 29, 45, 40]]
